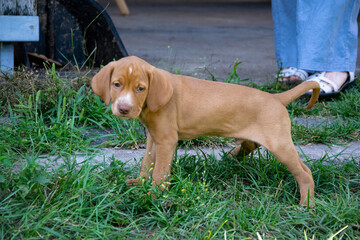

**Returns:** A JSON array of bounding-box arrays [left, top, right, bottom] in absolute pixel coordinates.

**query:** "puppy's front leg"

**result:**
[[126, 132, 155, 185], [139, 132, 156, 178], [151, 140, 178, 190]]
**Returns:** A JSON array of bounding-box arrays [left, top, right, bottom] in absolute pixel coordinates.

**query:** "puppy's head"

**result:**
[[91, 56, 173, 119]]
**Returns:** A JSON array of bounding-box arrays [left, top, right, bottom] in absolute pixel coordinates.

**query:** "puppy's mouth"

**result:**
[[115, 114, 137, 120]]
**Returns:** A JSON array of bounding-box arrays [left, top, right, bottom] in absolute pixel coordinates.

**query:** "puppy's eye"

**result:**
[[113, 82, 121, 88], [137, 86, 145, 92]]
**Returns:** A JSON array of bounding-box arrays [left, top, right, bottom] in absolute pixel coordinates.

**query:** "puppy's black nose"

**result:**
[[118, 104, 131, 115]]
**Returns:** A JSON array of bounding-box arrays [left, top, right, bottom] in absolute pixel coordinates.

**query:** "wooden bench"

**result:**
[[0, 0, 39, 73]]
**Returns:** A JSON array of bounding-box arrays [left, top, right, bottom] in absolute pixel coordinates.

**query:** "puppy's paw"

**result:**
[[299, 197, 315, 208], [146, 181, 169, 198], [146, 191, 157, 198], [150, 178, 170, 191], [126, 178, 141, 185]]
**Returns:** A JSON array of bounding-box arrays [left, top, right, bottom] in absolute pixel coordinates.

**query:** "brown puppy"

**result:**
[[92, 56, 320, 206]]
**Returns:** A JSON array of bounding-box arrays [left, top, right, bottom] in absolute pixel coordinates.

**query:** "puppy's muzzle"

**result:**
[[118, 104, 132, 115], [113, 103, 140, 119]]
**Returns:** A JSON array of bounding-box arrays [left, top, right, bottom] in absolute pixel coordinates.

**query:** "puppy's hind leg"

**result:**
[[229, 139, 260, 157], [266, 138, 315, 206]]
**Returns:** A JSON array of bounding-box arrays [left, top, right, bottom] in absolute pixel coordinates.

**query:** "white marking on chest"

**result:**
[[129, 66, 133, 74], [115, 93, 133, 106]]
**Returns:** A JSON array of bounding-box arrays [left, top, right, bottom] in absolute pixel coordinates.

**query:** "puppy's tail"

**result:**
[[274, 81, 320, 110]]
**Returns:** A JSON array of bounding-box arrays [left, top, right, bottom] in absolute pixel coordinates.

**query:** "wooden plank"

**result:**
[[0, 15, 39, 41], [0, 42, 14, 71]]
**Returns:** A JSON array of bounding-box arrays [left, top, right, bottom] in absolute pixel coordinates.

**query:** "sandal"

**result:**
[[305, 71, 356, 98], [277, 67, 309, 84]]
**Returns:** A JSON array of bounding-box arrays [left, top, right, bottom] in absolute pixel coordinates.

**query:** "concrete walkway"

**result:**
[[99, 1, 278, 84], [101, 142, 359, 166], [38, 142, 360, 172]]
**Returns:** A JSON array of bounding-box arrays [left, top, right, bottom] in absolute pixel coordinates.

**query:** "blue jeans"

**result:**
[[272, 0, 360, 72]]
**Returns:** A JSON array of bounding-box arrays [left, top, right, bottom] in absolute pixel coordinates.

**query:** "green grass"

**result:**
[[0, 63, 359, 239], [1, 149, 359, 239]]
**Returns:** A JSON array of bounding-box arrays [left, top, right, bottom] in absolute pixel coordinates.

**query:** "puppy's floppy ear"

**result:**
[[146, 67, 174, 112], [91, 63, 114, 106]]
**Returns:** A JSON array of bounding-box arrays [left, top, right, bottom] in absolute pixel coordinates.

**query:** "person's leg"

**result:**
[[297, 0, 360, 89], [272, 0, 300, 82]]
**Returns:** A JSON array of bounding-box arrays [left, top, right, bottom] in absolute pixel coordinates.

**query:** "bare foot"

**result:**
[[307, 71, 349, 94], [279, 75, 303, 83], [278, 67, 308, 83], [323, 71, 348, 90]]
